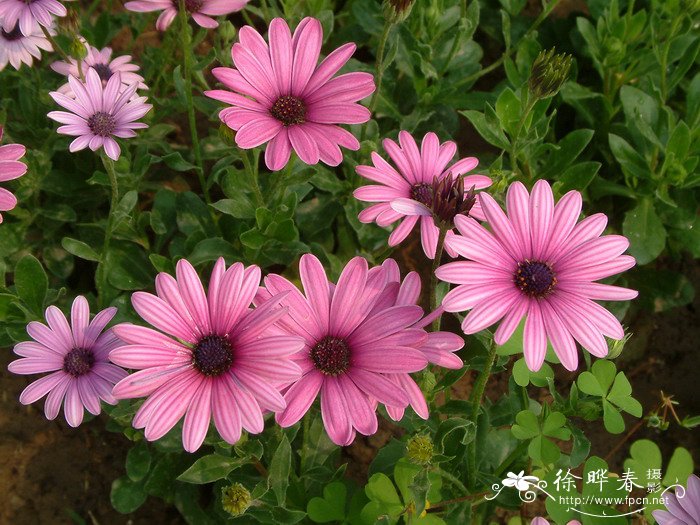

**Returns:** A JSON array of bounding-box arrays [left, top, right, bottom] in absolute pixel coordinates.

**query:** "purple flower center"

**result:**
[[270, 96, 306, 126], [514, 260, 557, 297], [311, 336, 350, 376], [63, 348, 95, 377], [410, 183, 433, 207], [1, 24, 23, 41], [87, 112, 117, 137], [92, 63, 113, 82], [172, 0, 203, 12], [192, 335, 233, 376]]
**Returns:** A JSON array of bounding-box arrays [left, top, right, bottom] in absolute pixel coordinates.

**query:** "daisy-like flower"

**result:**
[[653, 474, 700, 525], [0, 0, 72, 36], [124, 0, 250, 32], [354, 131, 492, 259], [109, 258, 304, 453], [8, 296, 127, 427], [51, 44, 148, 96], [0, 21, 52, 71], [531, 519, 581, 525], [436, 180, 638, 372], [0, 126, 27, 222], [47, 67, 152, 161], [255, 254, 452, 446], [205, 17, 375, 171]]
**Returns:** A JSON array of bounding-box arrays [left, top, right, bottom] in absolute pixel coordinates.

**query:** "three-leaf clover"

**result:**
[[511, 410, 571, 464]]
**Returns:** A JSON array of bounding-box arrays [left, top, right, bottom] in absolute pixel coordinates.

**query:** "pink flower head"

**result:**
[[110, 259, 304, 453], [124, 0, 250, 32], [205, 17, 375, 171], [0, 20, 52, 71], [51, 44, 148, 96], [47, 67, 152, 160], [8, 296, 127, 427], [0, 126, 27, 222], [354, 131, 492, 259], [0, 0, 73, 36], [531, 519, 581, 525], [255, 254, 458, 445], [436, 180, 638, 372], [653, 474, 700, 525]]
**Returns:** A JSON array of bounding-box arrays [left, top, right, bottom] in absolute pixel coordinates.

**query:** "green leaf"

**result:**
[[14, 255, 48, 315], [126, 441, 151, 482], [461, 108, 510, 150], [61, 237, 100, 262], [511, 410, 539, 439], [211, 197, 256, 220], [307, 482, 347, 523], [602, 400, 625, 434], [623, 199, 667, 264], [591, 360, 617, 394], [494, 88, 521, 136], [160, 152, 200, 173], [663, 447, 693, 486], [528, 435, 561, 464], [609, 133, 651, 180], [177, 454, 247, 484], [110, 476, 147, 514], [577, 371, 603, 397], [269, 435, 292, 506]]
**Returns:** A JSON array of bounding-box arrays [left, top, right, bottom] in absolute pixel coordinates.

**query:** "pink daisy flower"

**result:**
[[0, 126, 27, 222], [354, 131, 492, 259], [255, 254, 441, 446], [0, 0, 73, 37], [8, 296, 127, 427], [124, 0, 250, 32], [653, 474, 700, 525], [51, 44, 148, 96], [205, 17, 375, 171], [436, 180, 638, 372], [0, 20, 52, 71], [47, 67, 152, 161], [109, 258, 304, 453]]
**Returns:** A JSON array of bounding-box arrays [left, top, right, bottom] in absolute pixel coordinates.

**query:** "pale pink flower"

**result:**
[[436, 180, 638, 372], [205, 17, 375, 171], [354, 131, 492, 259], [0, 21, 52, 71], [0, 126, 27, 222], [47, 67, 152, 160], [110, 259, 304, 453], [531, 519, 581, 525], [124, 0, 249, 31], [653, 474, 700, 525], [8, 296, 127, 427], [0, 0, 73, 36], [51, 44, 148, 96], [255, 254, 457, 445]]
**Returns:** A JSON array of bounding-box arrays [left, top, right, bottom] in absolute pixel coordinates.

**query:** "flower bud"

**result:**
[[528, 48, 573, 99], [406, 434, 434, 465], [221, 483, 251, 517], [69, 38, 88, 61], [219, 123, 236, 146], [383, 0, 415, 23], [606, 333, 630, 360]]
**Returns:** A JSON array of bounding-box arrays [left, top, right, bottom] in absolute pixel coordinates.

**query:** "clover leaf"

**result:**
[[511, 410, 571, 464]]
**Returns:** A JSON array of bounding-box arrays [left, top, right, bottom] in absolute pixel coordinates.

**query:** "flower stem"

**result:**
[[241, 149, 264, 206], [362, 20, 394, 141], [179, 1, 209, 204], [40, 26, 73, 66], [467, 338, 498, 489], [96, 152, 119, 308], [430, 226, 448, 332]]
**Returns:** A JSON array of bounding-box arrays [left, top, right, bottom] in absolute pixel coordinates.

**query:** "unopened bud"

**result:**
[[607, 333, 631, 360], [69, 37, 88, 61], [221, 483, 251, 517], [383, 0, 415, 23], [406, 435, 434, 465], [528, 48, 573, 99], [219, 123, 235, 146], [219, 20, 237, 42]]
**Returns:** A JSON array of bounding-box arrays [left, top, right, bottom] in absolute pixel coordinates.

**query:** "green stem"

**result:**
[[430, 226, 448, 331], [659, 15, 682, 101], [362, 20, 394, 140], [509, 92, 537, 178], [40, 26, 73, 65], [97, 153, 119, 308], [441, 1, 469, 75], [467, 338, 499, 490], [242, 149, 264, 206], [179, 2, 209, 204]]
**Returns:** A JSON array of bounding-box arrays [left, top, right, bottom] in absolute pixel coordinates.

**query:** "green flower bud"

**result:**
[[607, 333, 631, 359], [69, 38, 88, 61], [221, 483, 251, 517], [528, 48, 573, 99], [383, 0, 415, 23], [406, 435, 434, 465], [219, 123, 235, 146], [219, 20, 237, 42]]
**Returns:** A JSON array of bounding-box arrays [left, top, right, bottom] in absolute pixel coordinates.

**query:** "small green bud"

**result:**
[[69, 38, 88, 61], [221, 483, 251, 517], [219, 20, 237, 42], [383, 0, 415, 23], [219, 123, 235, 146], [607, 333, 631, 359], [406, 435, 434, 465], [528, 48, 573, 99], [601, 37, 625, 67]]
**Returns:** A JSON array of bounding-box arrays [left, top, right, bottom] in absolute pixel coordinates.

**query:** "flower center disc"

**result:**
[[63, 348, 95, 377], [270, 96, 306, 126], [311, 336, 350, 376], [1, 24, 22, 41], [87, 112, 116, 137], [93, 63, 113, 82], [514, 260, 557, 298], [410, 183, 433, 207], [192, 335, 233, 376], [172, 0, 203, 11]]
